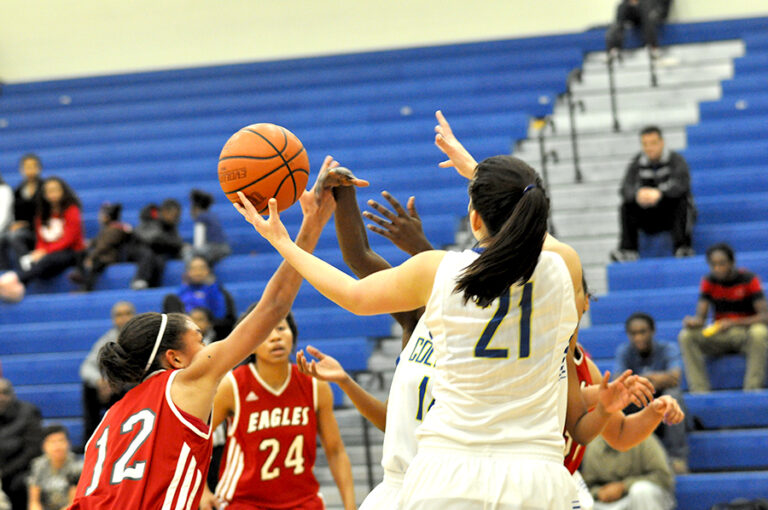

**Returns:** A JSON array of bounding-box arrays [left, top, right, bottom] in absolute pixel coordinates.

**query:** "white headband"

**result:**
[[143, 313, 168, 374]]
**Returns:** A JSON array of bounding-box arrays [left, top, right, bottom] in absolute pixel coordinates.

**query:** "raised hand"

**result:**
[[363, 191, 433, 256], [233, 193, 291, 248], [314, 157, 370, 202], [300, 165, 338, 228], [198, 486, 221, 510], [434, 110, 478, 179], [649, 395, 686, 425], [623, 374, 655, 408], [597, 370, 633, 414], [296, 346, 349, 383]]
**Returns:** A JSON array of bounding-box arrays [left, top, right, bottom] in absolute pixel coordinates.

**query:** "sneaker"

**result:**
[[130, 279, 148, 290], [610, 249, 639, 263], [675, 246, 695, 258]]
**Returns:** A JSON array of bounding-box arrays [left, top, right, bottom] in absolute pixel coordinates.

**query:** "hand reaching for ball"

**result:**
[[233, 192, 291, 248]]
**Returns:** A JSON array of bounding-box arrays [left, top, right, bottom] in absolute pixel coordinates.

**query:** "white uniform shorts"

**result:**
[[572, 470, 594, 510], [360, 472, 404, 510], [399, 444, 579, 510]]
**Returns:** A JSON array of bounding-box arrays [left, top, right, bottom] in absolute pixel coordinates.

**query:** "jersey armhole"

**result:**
[[226, 371, 241, 437], [312, 377, 318, 412], [165, 370, 213, 440]]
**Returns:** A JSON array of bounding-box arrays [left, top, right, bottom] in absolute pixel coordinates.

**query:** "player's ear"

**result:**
[[163, 349, 185, 369], [469, 209, 483, 235]]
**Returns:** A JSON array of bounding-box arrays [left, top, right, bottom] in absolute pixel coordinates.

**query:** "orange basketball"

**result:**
[[218, 123, 310, 214]]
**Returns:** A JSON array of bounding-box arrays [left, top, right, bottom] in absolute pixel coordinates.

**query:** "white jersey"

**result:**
[[380, 317, 434, 476], [418, 249, 578, 459]]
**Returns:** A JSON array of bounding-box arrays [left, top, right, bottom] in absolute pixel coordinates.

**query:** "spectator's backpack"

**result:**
[[711, 499, 768, 510]]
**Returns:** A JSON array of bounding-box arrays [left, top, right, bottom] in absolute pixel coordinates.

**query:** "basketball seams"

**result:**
[[246, 127, 299, 203], [222, 147, 307, 195], [256, 168, 309, 214]]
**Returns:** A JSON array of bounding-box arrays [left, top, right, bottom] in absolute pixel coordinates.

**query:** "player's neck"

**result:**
[[255, 361, 290, 390]]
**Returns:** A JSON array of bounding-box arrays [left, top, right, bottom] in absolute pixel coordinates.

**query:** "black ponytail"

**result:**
[[454, 156, 549, 308], [99, 312, 188, 389]]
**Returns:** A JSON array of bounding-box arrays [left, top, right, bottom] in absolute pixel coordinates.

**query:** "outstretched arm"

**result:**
[[298, 345, 388, 431], [174, 159, 337, 421], [236, 194, 444, 316], [321, 167, 422, 341], [434, 110, 479, 179]]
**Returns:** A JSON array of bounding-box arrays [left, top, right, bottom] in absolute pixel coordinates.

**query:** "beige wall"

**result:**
[[1, 0, 766, 83]]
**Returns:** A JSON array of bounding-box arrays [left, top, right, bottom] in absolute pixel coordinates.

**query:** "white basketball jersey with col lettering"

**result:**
[[419, 249, 577, 458], [380, 317, 435, 476]]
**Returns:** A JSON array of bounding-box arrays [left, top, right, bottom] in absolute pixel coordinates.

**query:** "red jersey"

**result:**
[[35, 204, 85, 253], [71, 370, 213, 510], [215, 363, 321, 509], [563, 343, 593, 474]]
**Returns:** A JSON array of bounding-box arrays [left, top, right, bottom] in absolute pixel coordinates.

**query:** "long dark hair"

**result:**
[[99, 312, 189, 388], [37, 176, 82, 224], [454, 156, 549, 308]]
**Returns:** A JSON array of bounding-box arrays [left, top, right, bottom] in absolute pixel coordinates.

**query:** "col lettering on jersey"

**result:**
[[380, 317, 435, 477]]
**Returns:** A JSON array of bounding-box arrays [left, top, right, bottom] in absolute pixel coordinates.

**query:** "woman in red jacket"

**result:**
[[0, 176, 84, 301]]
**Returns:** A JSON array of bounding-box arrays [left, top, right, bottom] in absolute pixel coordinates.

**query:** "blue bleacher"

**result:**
[[2, 15, 768, 507]]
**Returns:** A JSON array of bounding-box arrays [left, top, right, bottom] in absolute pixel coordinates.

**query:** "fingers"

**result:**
[[366, 199, 396, 221], [614, 369, 633, 384], [236, 191, 259, 217], [266, 198, 279, 219], [305, 345, 325, 360], [381, 191, 408, 217], [363, 210, 392, 228], [435, 110, 452, 134], [600, 370, 612, 387], [438, 159, 455, 168], [352, 178, 370, 188], [367, 224, 392, 238], [407, 196, 419, 218]]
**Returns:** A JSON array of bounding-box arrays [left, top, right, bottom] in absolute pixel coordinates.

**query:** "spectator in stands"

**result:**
[[69, 202, 132, 292], [127, 199, 183, 289], [189, 306, 217, 345], [581, 434, 675, 510], [79, 301, 135, 445], [0, 482, 10, 510], [0, 172, 13, 254], [678, 243, 768, 392], [606, 0, 672, 59], [183, 189, 230, 266], [0, 177, 85, 302], [162, 256, 236, 340], [615, 312, 689, 473], [26, 424, 81, 510], [610, 126, 695, 262], [0, 378, 43, 510], [0, 154, 43, 272]]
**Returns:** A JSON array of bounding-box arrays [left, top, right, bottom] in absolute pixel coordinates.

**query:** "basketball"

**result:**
[[218, 123, 310, 213]]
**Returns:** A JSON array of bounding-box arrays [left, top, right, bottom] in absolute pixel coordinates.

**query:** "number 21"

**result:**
[[474, 282, 532, 359]]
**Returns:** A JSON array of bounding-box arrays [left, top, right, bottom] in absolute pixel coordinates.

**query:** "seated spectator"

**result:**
[[0, 378, 43, 510], [69, 202, 132, 292], [615, 312, 688, 473], [581, 434, 675, 510], [0, 177, 84, 302], [606, 0, 672, 59], [183, 189, 230, 266], [189, 306, 217, 345], [126, 199, 182, 289], [678, 243, 768, 392], [26, 424, 81, 510], [0, 172, 13, 245], [0, 482, 9, 510], [0, 154, 43, 272], [162, 256, 236, 339], [79, 301, 135, 445], [610, 126, 695, 262]]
